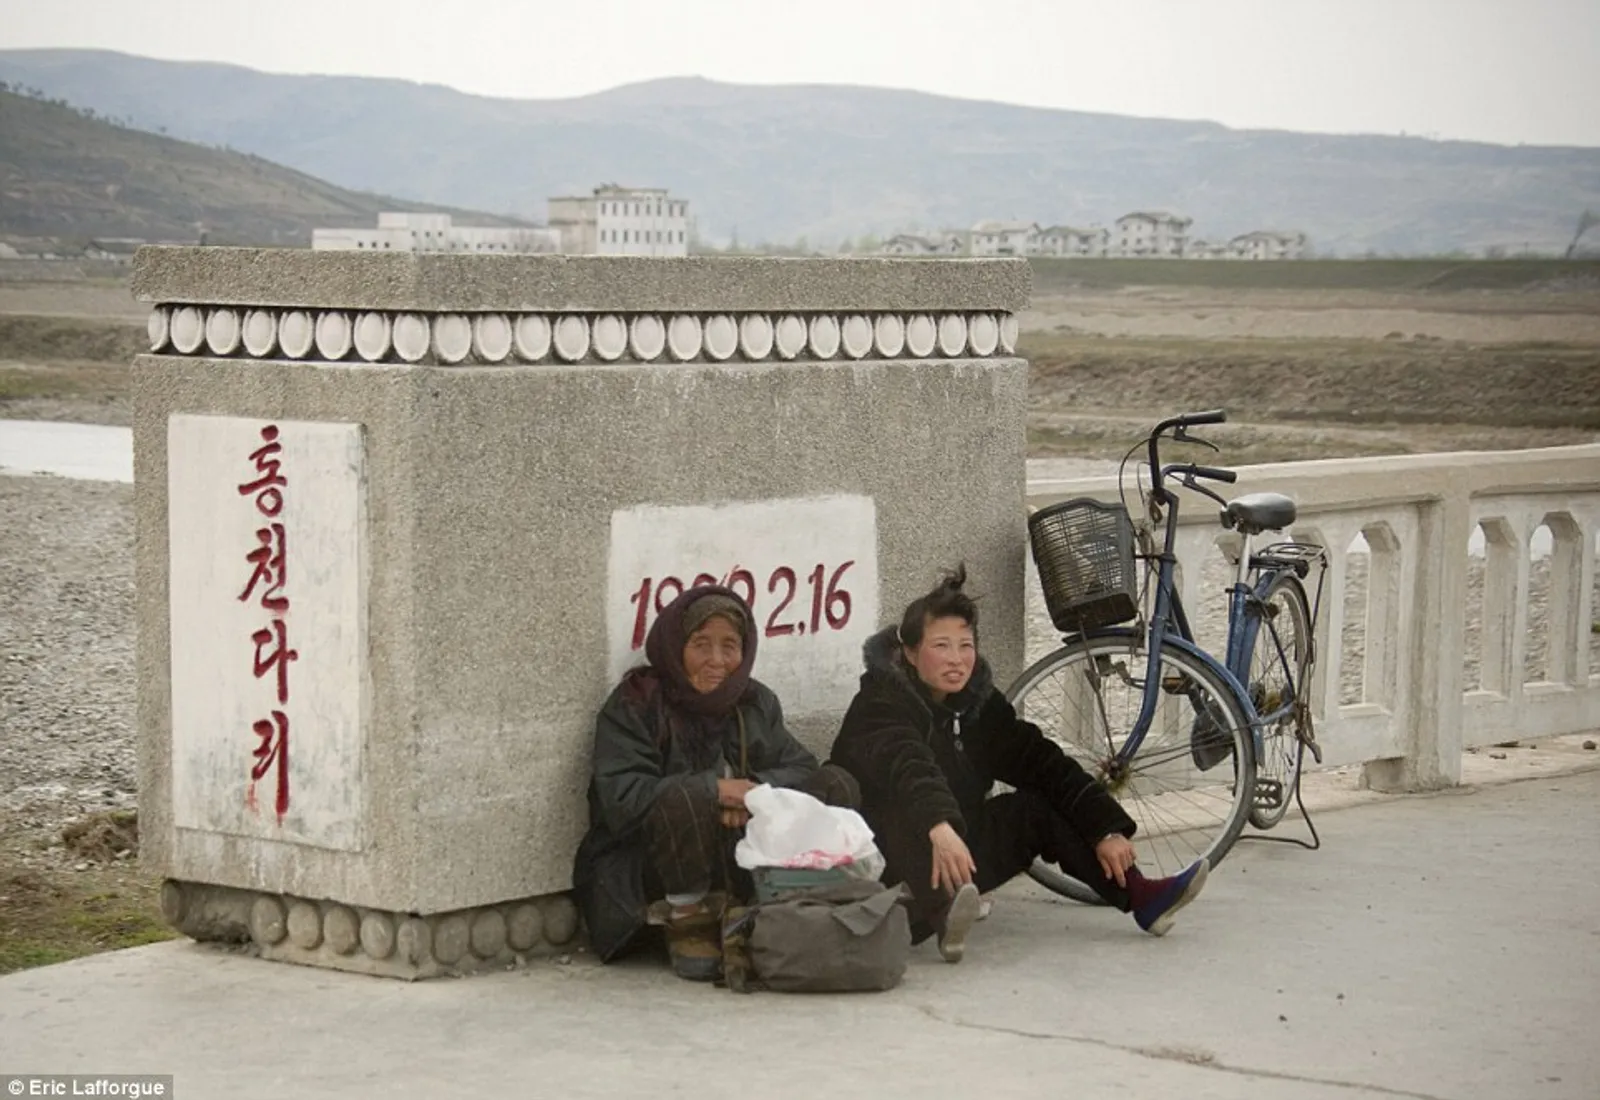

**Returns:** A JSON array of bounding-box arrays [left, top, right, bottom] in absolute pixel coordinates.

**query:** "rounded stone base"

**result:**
[[160, 880, 582, 980]]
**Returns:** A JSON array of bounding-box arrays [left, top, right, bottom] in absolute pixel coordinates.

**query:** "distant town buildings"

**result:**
[[310, 185, 693, 258], [881, 232, 964, 256], [312, 212, 561, 254], [546, 184, 691, 257], [81, 237, 149, 263], [883, 211, 1306, 260], [1215, 230, 1309, 260]]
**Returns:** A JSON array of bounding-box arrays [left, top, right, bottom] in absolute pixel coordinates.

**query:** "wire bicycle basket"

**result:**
[[1029, 498, 1140, 634]]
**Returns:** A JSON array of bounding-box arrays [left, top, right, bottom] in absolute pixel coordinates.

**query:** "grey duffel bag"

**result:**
[[723, 878, 911, 993]]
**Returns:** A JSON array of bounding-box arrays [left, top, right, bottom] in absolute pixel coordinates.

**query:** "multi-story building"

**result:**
[[1227, 230, 1308, 260], [1112, 211, 1192, 257], [1037, 225, 1110, 257], [311, 213, 561, 254], [547, 185, 690, 256], [968, 220, 1040, 256]]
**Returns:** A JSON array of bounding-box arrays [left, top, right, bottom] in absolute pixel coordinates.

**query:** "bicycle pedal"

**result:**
[[1253, 779, 1284, 809]]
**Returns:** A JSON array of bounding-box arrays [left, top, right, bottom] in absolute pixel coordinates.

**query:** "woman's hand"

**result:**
[[928, 822, 977, 898], [716, 779, 755, 830], [1095, 834, 1137, 888], [716, 778, 755, 808]]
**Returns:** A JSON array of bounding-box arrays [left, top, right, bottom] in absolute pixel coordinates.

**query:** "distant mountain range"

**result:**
[[1, 48, 1597, 255], [0, 86, 521, 245]]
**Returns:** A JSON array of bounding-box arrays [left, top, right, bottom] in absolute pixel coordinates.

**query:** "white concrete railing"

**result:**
[[1026, 444, 1600, 790]]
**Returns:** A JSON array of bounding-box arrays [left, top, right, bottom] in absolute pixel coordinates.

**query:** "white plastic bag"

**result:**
[[734, 784, 886, 881]]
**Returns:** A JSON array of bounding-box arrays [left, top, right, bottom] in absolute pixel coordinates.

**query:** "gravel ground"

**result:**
[[0, 476, 137, 866], [0, 475, 1592, 853]]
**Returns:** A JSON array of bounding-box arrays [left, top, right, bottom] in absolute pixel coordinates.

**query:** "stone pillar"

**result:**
[[130, 249, 1031, 978], [1364, 494, 1469, 792]]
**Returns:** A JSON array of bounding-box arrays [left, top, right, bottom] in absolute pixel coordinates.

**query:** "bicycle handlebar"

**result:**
[[1147, 410, 1232, 503], [1153, 408, 1228, 435], [1186, 464, 1238, 484]]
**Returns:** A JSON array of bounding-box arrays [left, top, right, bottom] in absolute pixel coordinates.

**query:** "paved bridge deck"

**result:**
[[3, 759, 1597, 1100]]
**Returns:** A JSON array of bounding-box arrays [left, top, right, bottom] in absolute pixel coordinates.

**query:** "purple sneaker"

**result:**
[[1132, 859, 1209, 937]]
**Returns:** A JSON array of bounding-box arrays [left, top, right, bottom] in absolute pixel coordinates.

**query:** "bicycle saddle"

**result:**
[[1224, 492, 1297, 534]]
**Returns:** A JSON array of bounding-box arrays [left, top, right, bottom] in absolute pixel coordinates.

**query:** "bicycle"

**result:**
[[1007, 409, 1329, 904]]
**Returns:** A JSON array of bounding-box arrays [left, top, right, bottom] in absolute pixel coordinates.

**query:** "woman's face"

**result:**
[[906, 615, 977, 701], [683, 614, 743, 694]]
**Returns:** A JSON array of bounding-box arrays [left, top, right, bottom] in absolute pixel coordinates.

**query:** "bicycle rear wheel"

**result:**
[[1007, 630, 1256, 903], [1246, 574, 1313, 830]]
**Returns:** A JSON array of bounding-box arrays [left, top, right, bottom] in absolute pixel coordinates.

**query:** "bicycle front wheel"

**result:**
[[1008, 631, 1256, 903], [1246, 574, 1313, 830]]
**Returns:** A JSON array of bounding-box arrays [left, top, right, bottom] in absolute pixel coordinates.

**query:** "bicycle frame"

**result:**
[[1123, 483, 1264, 760], [1110, 414, 1311, 765], [1222, 543, 1306, 732]]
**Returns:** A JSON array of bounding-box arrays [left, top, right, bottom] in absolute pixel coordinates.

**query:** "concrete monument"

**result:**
[[130, 249, 1031, 978]]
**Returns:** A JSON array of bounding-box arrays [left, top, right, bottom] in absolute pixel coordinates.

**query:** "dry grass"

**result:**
[[0, 810, 173, 975]]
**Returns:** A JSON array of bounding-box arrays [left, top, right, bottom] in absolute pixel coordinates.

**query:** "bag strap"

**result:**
[[721, 710, 757, 995]]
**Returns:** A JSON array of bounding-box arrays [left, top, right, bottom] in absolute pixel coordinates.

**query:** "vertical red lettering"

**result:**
[[691, 573, 718, 588], [241, 424, 291, 822], [238, 524, 288, 612], [251, 619, 299, 705]]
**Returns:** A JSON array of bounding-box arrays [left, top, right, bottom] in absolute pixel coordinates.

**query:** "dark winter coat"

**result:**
[[572, 585, 825, 959], [829, 626, 1135, 848]]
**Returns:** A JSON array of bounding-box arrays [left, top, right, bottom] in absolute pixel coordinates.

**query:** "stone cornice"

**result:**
[[130, 248, 1033, 314]]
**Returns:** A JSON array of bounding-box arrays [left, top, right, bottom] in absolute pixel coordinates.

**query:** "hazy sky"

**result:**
[[3, 0, 1598, 146]]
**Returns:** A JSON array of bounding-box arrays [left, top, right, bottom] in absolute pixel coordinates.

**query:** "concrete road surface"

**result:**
[[2, 766, 1597, 1100]]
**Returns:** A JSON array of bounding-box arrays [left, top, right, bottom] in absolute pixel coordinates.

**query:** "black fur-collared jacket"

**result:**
[[828, 626, 1135, 844]]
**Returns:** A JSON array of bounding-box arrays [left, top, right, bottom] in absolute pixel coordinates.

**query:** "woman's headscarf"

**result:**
[[637, 584, 758, 719]]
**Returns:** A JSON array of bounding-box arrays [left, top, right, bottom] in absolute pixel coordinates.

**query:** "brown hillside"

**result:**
[[0, 88, 528, 246]]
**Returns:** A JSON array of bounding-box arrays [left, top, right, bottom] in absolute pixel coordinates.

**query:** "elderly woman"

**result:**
[[572, 584, 859, 981], [828, 566, 1208, 964]]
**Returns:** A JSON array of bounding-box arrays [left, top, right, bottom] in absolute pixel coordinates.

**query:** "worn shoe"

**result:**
[[936, 883, 983, 963], [659, 895, 725, 982], [1131, 860, 1209, 937]]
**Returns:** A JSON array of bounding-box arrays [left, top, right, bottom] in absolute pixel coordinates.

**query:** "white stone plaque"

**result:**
[[167, 414, 367, 851], [606, 495, 879, 718]]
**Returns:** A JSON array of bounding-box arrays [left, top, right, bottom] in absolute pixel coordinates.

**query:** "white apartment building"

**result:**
[[968, 220, 1040, 256], [1113, 211, 1192, 257], [311, 212, 561, 254], [547, 185, 690, 256], [1037, 225, 1109, 257], [1228, 230, 1308, 260]]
